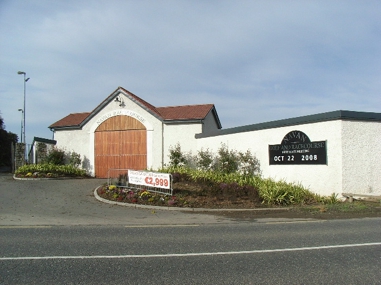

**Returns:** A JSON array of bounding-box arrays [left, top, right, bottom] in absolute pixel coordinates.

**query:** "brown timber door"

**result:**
[[94, 116, 147, 178]]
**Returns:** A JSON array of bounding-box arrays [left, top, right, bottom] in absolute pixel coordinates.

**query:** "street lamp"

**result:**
[[18, 109, 23, 143], [17, 71, 29, 146]]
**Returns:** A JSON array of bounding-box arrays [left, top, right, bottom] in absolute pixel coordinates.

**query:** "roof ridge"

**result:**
[[68, 111, 91, 115], [49, 87, 221, 129], [118, 87, 163, 118], [157, 103, 214, 108]]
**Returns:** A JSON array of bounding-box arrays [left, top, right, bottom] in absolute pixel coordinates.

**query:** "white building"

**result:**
[[49, 86, 381, 197], [49, 87, 221, 178]]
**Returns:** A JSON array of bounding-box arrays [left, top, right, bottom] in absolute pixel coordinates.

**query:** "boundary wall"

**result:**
[[195, 111, 381, 197]]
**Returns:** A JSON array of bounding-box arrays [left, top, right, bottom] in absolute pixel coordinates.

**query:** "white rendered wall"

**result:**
[[202, 111, 220, 133], [52, 92, 214, 175], [53, 129, 91, 170], [341, 121, 381, 195], [53, 92, 165, 176], [163, 123, 203, 166], [196, 120, 344, 196]]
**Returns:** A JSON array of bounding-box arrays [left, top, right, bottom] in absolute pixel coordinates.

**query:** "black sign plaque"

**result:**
[[269, 130, 327, 165]]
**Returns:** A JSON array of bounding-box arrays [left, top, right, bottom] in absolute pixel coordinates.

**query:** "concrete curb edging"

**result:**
[[93, 186, 291, 212], [13, 174, 53, 181], [13, 174, 89, 181]]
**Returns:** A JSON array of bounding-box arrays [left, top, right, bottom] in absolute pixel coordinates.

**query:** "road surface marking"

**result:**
[[1, 242, 380, 261], [0, 226, 52, 229], [264, 220, 326, 224], [125, 224, 200, 228]]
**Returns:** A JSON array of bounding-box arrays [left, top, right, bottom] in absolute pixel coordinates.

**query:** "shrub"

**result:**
[[39, 147, 82, 167], [15, 163, 88, 177], [213, 144, 239, 174], [160, 166, 332, 206], [196, 148, 214, 170], [256, 178, 315, 205], [168, 143, 261, 176], [168, 143, 187, 167], [237, 150, 261, 176], [68, 151, 81, 167], [46, 147, 65, 165]]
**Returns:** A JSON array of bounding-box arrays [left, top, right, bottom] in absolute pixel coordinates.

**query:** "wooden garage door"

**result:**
[[94, 116, 147, 178]]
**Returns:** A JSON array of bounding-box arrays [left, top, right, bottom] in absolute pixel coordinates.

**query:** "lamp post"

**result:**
[[17, 109, 23, 143], [17, 71, 29, 147]]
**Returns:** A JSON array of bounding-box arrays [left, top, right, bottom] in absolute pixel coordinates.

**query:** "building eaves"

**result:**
[[157, 104, 214, 120], [49, 112, 91, 130], [32, 136, 57, 145], [157, 104, 222, 129], [49, 87, 223, 130], [196, 110, 381, 138]]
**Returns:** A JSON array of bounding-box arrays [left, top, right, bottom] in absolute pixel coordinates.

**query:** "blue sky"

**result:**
[[1, 0, 380, 144]]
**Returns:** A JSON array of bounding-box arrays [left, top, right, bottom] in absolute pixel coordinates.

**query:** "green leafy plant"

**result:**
[[15, 163, 88, 177], [168, 143, 261, 177], [316, 193, 339, 205], [168, 143, 188, 167], [140, 190, 152, 200], [159, 165, 333, 206], [213, 143, 239, 174], [237, 150, 261, 176], [196, 148, 214, 170], [68, 151, 81, 167], [46, 147, 65, 165]]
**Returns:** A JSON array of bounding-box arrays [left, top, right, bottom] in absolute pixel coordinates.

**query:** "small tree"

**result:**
[[68, 151, 81, 167], [196, 148, 214, 170], [238, 150, 261, 176], [214, 144, 239, 174], [167, 143, 261, 176], [0, 113, 18, 167], [46, 147, 65, 165], [168, 143, 187, 167]]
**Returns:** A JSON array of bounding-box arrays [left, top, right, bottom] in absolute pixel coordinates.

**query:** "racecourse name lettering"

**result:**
[[96, 110, 146, 125], [269, 141, 325, 152], [269, 130, 327, 165]]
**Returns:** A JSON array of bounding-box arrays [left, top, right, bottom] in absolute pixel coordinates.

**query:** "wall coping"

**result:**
[[196, 110, 381, 138]]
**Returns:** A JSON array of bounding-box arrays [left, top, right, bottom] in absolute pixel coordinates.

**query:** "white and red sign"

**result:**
[[128, 170, 171, 189]]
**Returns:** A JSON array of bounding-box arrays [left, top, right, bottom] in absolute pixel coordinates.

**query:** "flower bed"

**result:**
[[15, 172, 59, 179], [14, 163, 89, 179], [97, 181, 263, 209]]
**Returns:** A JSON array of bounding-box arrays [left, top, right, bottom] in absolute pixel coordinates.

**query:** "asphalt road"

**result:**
[[1, 173, 380, 284]]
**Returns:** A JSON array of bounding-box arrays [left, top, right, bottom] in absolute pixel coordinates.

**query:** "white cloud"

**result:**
[[0, 0, 380, 141]]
